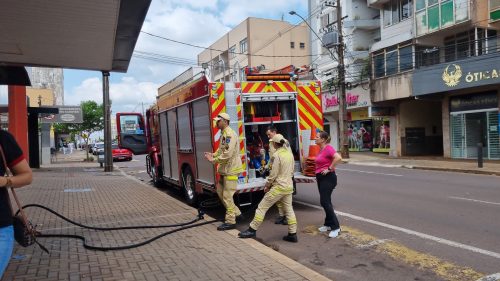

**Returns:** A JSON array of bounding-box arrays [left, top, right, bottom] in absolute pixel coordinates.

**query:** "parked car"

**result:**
[[112, 144, 132, 161], [93, 142, 104, 155]]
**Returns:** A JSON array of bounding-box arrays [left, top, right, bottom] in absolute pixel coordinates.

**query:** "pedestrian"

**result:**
[[204, 113, 243, 231], [265, 126, 294, 225], [0, 130, 33, 278], [314, 130, 343, 238], [239, 134, 298, 242]]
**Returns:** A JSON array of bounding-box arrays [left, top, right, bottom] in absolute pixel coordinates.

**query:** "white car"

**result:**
[[92, 142, 104, 155]]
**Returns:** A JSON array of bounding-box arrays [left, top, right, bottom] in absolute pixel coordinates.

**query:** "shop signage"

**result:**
[[413, 53, 500, 96], [348, 108, 369, 121], [41, 106, 83, 123], [322, 84, 371, 112], [449, 92, 498, 112]]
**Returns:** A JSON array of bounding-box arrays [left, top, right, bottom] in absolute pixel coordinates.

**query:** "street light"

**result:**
[[289, 9, 349, 158]]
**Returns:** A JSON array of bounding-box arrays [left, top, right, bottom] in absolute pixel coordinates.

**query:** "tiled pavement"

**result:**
[[2, 163, 329, 281]]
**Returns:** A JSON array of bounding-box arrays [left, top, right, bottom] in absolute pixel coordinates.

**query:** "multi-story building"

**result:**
[[369, 0, 500, 159], [309, 0, 380, 151], [27, 67, 64, 105], [198, 17, 311, 82]]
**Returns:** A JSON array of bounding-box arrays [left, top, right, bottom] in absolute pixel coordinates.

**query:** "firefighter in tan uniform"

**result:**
[[265, 127, 294, 225], [205, 112, 243, 231], [239, 134, 298, 242]]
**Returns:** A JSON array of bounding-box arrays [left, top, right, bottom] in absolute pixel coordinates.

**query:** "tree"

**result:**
[[54, 101, 104, 161]]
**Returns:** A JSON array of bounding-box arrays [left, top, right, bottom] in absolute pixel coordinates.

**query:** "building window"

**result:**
[[300, 42, 305, 49], [290, 42, 295, 48], [416, 0, 470, 36], [373, 43, 414, 78], [384, 0, 413, 26], [229, 45, 236, 58], [240, 38, 247, 53]]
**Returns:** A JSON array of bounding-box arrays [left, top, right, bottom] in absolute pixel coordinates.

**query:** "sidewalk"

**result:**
[[345, 152, 500, 176], [2, 160, 329, 280]]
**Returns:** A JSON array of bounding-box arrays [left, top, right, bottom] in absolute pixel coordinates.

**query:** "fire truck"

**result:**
[[116, 68, 323, 206]]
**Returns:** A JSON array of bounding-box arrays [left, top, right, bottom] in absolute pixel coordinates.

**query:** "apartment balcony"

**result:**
[[367, 0, 389, 9], [343, 19, 379, 30]]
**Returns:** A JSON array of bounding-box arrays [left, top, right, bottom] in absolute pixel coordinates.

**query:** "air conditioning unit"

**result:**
[[322, 31, 339, 48]]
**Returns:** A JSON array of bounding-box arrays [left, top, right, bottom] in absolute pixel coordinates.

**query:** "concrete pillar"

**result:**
[[442, 96, 451, 158], [40, 123, 51, 165], [8, 85, 29, 160]]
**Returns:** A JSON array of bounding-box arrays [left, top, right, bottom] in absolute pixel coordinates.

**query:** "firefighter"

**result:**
[[265, 127, 294, 225], [204, 112, 244, 231], [238, 134, 298, 242]]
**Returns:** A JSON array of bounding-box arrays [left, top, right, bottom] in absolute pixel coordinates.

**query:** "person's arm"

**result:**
[[265, 155, 280, 192], [1, 159, 32, 188], [329, 152, 342, 171], [213, 133, 237, 164]]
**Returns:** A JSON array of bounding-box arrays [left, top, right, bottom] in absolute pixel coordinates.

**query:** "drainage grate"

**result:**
[[63, 188, 92, 193]]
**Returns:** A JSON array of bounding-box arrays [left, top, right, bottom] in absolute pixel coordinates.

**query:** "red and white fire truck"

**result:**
[[116, 68, 323, 206]]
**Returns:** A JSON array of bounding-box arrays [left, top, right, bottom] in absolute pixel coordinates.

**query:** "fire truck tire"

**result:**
[[182, 167, 198, 206]]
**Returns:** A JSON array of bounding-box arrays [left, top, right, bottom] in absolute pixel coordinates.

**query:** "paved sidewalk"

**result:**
[[345, 152, 500, 176], [2, 164, 329, 281]]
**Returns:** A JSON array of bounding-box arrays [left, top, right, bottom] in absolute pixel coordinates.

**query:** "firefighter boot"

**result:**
[[217, 223, 236, 231], [238, 227, 257, 238], [282, 233, 298, 243], [274, 216, 288, 225]]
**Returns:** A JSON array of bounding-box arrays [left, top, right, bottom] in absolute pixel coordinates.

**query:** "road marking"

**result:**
[[355, 238, 392, 249], [449, 196, 500, 206], [295, 200, 500, 260], [476, 273, 500, 281], [336, 168, 404, 177]]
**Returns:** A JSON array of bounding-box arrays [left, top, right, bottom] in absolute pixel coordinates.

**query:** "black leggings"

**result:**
[[316, 172, 340, 230]]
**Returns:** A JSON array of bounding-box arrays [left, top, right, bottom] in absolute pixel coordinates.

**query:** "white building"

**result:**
[[309, 0, 380, 151]]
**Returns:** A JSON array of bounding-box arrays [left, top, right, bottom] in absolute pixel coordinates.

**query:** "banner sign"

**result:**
[[41, 106, 83, 123]]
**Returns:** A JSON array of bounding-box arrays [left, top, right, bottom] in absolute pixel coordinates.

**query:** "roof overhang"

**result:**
[[0, 0, 151, 73]]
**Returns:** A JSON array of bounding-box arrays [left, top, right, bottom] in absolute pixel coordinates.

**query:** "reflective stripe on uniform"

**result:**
[[226, 175, 238, 181]]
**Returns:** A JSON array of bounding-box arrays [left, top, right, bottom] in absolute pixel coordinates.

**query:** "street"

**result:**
[[117, 155, 500, 281]]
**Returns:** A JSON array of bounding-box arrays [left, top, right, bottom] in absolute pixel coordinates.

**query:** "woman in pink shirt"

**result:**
[[314, 131, 343, 238]]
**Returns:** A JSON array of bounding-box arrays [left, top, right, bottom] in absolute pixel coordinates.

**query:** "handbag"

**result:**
[[0, 144, 48, 253]]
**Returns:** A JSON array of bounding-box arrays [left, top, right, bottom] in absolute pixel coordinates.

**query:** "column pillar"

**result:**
[[8, 85, 29, 161]]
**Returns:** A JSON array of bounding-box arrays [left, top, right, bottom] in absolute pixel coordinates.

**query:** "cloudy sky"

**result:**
[[57, 0, 308, 115]]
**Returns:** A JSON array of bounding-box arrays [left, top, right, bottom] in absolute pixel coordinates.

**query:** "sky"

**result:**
[[59, 0, 308, 116]]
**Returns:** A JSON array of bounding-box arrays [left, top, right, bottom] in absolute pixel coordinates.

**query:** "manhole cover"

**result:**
[[63, 188, 92, 193]]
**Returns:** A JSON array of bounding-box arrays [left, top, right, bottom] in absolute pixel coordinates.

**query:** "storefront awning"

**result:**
[[0, 0, 151, 72]]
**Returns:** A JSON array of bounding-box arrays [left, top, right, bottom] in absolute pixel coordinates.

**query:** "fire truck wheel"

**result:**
[[182, 168, 198, 206]]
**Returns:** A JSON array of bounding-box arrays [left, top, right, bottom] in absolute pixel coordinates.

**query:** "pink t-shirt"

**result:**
[[315, 145, 336, 174]]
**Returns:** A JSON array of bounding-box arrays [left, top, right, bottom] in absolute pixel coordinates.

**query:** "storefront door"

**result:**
[[451, 111, 500, 159]]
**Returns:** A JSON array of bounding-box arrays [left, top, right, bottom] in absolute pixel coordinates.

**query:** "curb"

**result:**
[[403, 165, 500, 177], [116, 167, 332, 281], [226, 229, 333, 281]]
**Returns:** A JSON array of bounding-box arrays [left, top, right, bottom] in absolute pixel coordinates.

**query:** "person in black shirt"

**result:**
[[0, 130, 33, 278]]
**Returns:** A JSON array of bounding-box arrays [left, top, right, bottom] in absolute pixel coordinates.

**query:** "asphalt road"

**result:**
[[116, 155, 500, 281]]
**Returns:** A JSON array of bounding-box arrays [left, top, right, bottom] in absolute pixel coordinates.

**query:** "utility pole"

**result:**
[[334, 0, 349, 158], [102, 71, 113, 172]]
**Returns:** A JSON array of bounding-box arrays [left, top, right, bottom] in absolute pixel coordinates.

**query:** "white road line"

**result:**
[[449, 196, 500, 206], [295, 200, 500, 260], [355, 239, 392, 249], [475, 273, 500, 281], [336, 168, 404, 177]]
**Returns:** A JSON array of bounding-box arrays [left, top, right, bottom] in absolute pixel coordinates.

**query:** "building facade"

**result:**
[[369, 0, 500, 159], [198, 17, 311, 82], [309, 0, 381, 151]]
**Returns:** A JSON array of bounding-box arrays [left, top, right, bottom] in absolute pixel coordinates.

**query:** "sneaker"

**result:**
[[274, 216, 288, 225], [238, 228, 257, 238], [217, 223, 236, 231], [318, 226, 332, 232], [328, 228, 341, 238], [282, 233, 298, 243]]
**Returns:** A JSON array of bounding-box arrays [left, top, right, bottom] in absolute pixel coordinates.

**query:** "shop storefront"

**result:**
[[413, 53, 500, 160], [322, 84, 376, 152], [449, 93, 500, 159]]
